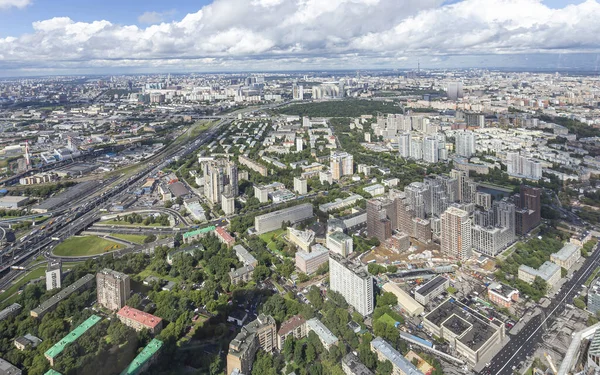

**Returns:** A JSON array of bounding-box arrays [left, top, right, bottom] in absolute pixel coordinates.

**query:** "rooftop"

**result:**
[[233, 245, 257, 266], [519, 261, 560, 281], [329, 252, 370, 280], [32, 274, 94, 316], [117, 306, 162, 329], [278, 315, 306, 336], [45, 315, 102, 359], [182, 226, 216, 239], [0, 304, 21, 321], [119, 338, 163, 375], [370, 337, 423, 375], [415, 275, 448, 297], [296, 246, 329, 261], [487, 282, 519, 300], [306, 318, 338, 346], [551, 243, 581, 261], [0, 358, 21, 375], [342, 352, 374, 375]]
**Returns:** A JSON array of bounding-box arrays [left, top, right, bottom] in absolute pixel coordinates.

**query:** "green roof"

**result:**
[[182, 226, 215, 239], [44, 370, 62, 375], [45, 315, 102, 359], [120, 338, 163, 375]]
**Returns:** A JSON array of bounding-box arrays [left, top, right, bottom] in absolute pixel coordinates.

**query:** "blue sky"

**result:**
[[0, 0, 598, 75]]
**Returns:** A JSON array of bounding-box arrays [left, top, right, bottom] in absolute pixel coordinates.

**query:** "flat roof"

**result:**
[[0, 304, 21, 321], [0, 196, 28, 203], [342, 353, 373, 375], [119, 338, 163, 375], [45, 315, 102, 359], [183, 226, 216, 239], [551, 243, 580, 261], [371, 337, 423, 375], [415, 275, 448, 297], [44, 370, 62, 375], [32, 274, 94, 316], [296, 247, 329, 261], [306, 318, 338, 346], [519, 261, 560, 281], [382, 283, 424, 315], [0, 358, 20, 375], [117, 306, 162, 329]]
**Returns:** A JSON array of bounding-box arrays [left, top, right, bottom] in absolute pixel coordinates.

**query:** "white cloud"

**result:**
[[0, 0, 31, 9], [138, 9, 176, 25], [1, 0, 600, 73]]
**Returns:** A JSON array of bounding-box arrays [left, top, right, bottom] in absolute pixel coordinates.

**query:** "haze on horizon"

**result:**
[[0, 0, 599, 76]]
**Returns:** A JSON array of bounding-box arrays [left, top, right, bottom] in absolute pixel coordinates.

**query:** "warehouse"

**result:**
[[381, 282, 424, 316], [0, 196, 29, 209]]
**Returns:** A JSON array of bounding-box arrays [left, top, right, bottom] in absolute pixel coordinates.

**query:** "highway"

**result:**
[[480, 242, 600, 375]]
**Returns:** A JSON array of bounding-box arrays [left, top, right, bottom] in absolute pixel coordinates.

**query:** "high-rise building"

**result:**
[[515, 185, 541, 235], [203, 159, 238, 205], [227, 314, 277, 375], [293, 177, 308, 195], [398, 133, 411, 158], [221, 192, 235, 216], [296, 137, 303, 151], [410, 137, 423, 160], [330, 151, 354, 180], [455, 131, 476, 158], [329, 253, 374, 316], [446, 81, 464, 101], [367, 198, 396, 242], [506, 152, 542, 180], [46, 260, 62, 291], [404, 182, 429, 219], [422, 136, 439, 163], [450, 169, 469, 202], [96, 269, 131, 311], [441, 207, 472, 260], [292, 84, 304, 100]]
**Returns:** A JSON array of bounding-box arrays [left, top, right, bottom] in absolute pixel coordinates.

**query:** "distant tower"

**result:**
[[24, 140, 31, 170], [417, 59, 420, 75], [67, 136, 74, 151]]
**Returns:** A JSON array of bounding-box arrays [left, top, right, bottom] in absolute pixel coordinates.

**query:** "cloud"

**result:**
[[0, 0, 31, 9], [1, 0, 600, 73], [138, 9, 176, 25]]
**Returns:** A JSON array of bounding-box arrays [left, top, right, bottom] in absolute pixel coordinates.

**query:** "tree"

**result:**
[[307, 286, 324, 310], [253, 265, 271, 282], [164, 200, 173, 208], [376, 292, 398, 308], [377, 360, 393, 375], [144, 234, 157, 243], [283, 335, 295, 362]]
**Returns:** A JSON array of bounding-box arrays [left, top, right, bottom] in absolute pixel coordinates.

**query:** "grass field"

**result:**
[[0, 266, 45, 304], [136, 267, 180, 283], [53, 235, 124, 256], [110, 233, 147, 244], [259, 229, 286, 254], [378, 313, 399, 327]]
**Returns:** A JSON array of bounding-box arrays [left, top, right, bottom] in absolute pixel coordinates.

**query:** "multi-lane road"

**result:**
[[481, 242, 600, 375]]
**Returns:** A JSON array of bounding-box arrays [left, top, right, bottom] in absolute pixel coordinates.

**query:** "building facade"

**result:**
[[96, 269, 131, 311], [329, 253, 374, 316]]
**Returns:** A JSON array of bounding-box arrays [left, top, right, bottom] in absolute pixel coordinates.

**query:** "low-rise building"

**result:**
[[423, 298, 504, 367], [216, 227, 235, 247], [182, 226, 216, 244], [287, 227, 315, 251], [31, 274, 95, 318], [382, 282, 424, 317], [518, 261, 561, 289], [0, 304, 21, 322], [120, 338, 163, 375], [14, 334, 42, 351], [414, 276, 449, 305], [229, 265, 254, 284], [233, 245, 258, 267], [277, 315, 307, 350], [0, 358, 21, 375], [342, 352, 374, 375], [44, 315, 102, 366], [487, 283, 519, 308], [306, 318, 338, 351], [117, 306, 163, 335], [326, 231, 353, 257], [0, 196, 29, 209], [295, 244, 329, 274], [550, 243, 581, 270], [370, 337, 423, 375]]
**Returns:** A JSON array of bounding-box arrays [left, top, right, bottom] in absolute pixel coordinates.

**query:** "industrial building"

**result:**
[[414, 276, 450, 305], [381, 282, 424, 316], [0, 196, 29, 209]]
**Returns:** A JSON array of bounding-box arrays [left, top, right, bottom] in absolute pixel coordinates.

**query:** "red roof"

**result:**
[[277, 315, 306, 336], [216, 227, 235, 244], [117, 306, 162, 329]]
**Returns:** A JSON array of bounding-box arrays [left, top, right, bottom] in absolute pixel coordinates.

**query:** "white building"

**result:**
[[329, 253, 374, 316], [293, 177, 308, 195], [441, 207, 472, 260], [46, 260, 62, 291], [326, 231, 353, 257], [455, 131, 476, 158]]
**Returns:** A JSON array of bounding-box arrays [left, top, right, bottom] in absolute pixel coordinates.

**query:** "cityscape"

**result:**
[[1, 1, 600, 375]]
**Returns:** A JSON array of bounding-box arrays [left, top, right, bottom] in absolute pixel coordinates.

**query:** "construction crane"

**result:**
[[544, 352, 558, 374]]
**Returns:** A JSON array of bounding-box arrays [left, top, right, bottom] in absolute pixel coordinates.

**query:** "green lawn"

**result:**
[[110, 233, 147, 244], [136, 267, 180, 283], [0, 266, 46, 305], [378, 313, 399, 327], [53, 235, 124, 256], [259, 229, 286, 255]]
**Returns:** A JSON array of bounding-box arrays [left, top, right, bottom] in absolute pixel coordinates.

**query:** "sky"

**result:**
[[0, 0, 598, 76]]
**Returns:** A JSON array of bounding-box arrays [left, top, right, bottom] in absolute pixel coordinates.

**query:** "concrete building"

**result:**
[[342, 352, 374, 375], [222, 192, 236, 215], [45, 260, 62, 291], [293, 177, 308, 195], [367, 198, 396, 242], [254, 203, 313, 235], [117, 306, 163, 335], [518, 261, 561, 289], [0, 304, 21, 322], [295, 244, 329, 274], [370, 337, 423, 375], [382, 282, 424, 317], [287, 227, 315, 251], [96, 269, 131, 311], [423, 298, 504, 367], [306, 318, 339, 351], [120, 338, 163, 375], [455, 131, 476, 158], [515, 185, 541, 235], [233, 245, 258, 267], [550, 243, 581, 270], [441, 207, 472, 260], [182, 226, 215, 244], [326, 231, 353, 257], [414, 276, 450, 305], [31, 274, 94, 318], [506, 152, 542, 180], [44, 315, 102, 366], [277, 315, 307, 350], [229, 265, 254, 284], [203, 159, 238, 205], [227, 314, 276, 375], [587, 278, 600, 314], [329, 253, 374, 316], [487, 283, 519, 308], [0, 358, 21, 375], [239, 154, 268, 176], [330, 151, 354, 180], [471, 225, 515, 257], [0, 196, 29, 209]]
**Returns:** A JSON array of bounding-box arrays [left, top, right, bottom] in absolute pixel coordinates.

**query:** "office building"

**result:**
[[45, 260, 62, 291], [326, 231, 353, 257], [367, 198, 396, 242], [254, 203, 313, 234], [306, 318, 339, 351], [455, 131, 476, 158], [342, 352, 374, 375], [414, 276, 450, 305], [518, 261, 561, 289], [204, 159, 238, 205], [31, 274, 95, 318], [370, 337, 423, 375], [329, 253, 374, 316], [97, 269, 130, 311], [293, 177, 308, 195], [227, 314, 276, 375], [550, 243, 581, 270], [277, 315, 307, 350], [295, 244, 329, 274], [423, 298, 504, 367], [117, 306, 163, 335], [330, 151, 354, 180], [440, 207, 472, 260]]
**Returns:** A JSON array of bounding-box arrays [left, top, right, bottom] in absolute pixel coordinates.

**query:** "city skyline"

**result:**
[[0, 0, 599, 75]]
